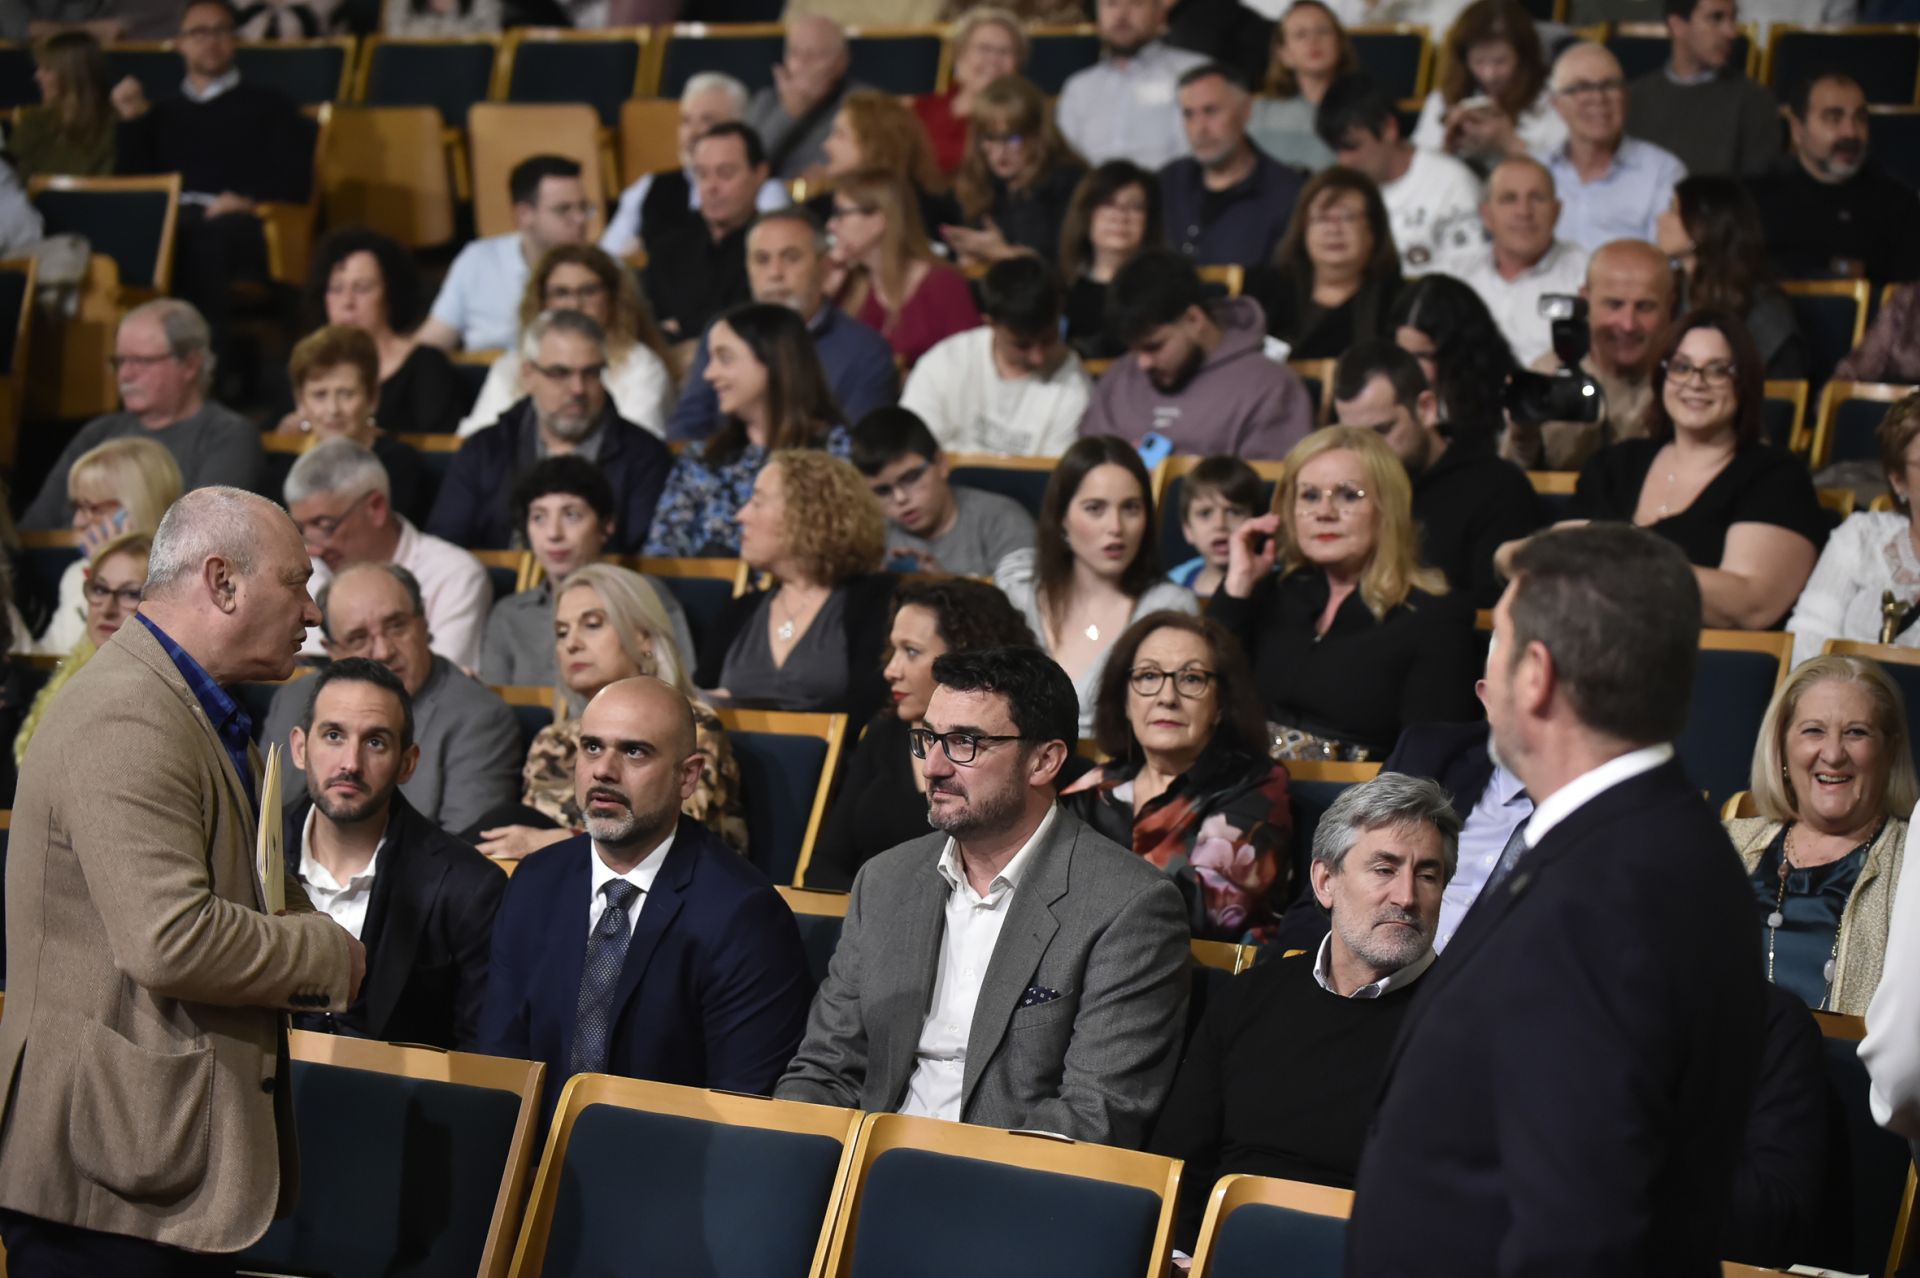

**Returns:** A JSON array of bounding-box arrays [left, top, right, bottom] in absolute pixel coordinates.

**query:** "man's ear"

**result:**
[[395, 741, 421, 786], [1310, 859, 1335, 910], [289, 725, 309, 771], [1415, 389, 1440, 429], [204, 554, 238, 615], [1030, 738, 1070, 790]]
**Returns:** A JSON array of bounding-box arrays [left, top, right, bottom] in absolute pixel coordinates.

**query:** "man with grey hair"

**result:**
[[21, 298, 265, 528], [601, 71, 790, 261], [744, 15, 862, 181], [1453, 156, 1589, 367], [285, 438, 489, 670], [259, 560, 522, 836], [1158, 62, 1304, 267], [1537, 41, 1685, 253], [427, 310, 673, 552], [0, 486, 361, 1269], [1151, 771, 1455, 1249]]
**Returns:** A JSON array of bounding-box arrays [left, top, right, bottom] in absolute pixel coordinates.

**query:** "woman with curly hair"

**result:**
[[1247, 166, 1403, 358], [806, 576, 1039, 889], [298, 227, 464, 435], [1387, 273, 1516, 445], [698, 449, 897, 724], [459, 242, 676, 437], [811, 89, 960, 248], [1656, 176, 1806, 379], [1411, 0, 1563, 170], [945, 74, 1086, 268]]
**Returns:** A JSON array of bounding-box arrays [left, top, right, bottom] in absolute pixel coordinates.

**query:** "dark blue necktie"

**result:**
[[570, 880, 640, 1076], [1481, 815, 1532, 899]]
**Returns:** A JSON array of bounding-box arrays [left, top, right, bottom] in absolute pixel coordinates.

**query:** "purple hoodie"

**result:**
[[1078, 296, 1314, 460]]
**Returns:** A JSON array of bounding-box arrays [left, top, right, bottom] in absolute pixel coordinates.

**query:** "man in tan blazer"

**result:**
[[0, 486, 365, 1274]]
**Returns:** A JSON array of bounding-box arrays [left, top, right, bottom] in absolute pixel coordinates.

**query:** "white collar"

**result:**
[[298, 804, 386, 891], [936, 803, 1058, 905], [1522, 743, 1673, 850], [1311, 932, 1436, 998], [181, 69, 241, 104], [591, 827, 675, 899], [1487, 754, 1530, 808]]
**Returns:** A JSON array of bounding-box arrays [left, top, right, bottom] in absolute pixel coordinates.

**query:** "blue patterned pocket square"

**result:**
[[1019, 985, 1061, 1008]]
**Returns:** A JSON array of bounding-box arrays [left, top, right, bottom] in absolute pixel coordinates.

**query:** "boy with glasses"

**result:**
[[850, 407, 1036, 577]]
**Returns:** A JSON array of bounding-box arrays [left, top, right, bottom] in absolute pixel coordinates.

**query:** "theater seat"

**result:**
[[620, 556, 749, 660], [1766, 25, 1920, 107], [1025, 26, 1102, 95], [715, 708, 848, 887], [235, 37, 355, 108], [1810, 380, 1918, 471], [1348, 25, 1433, 102], [29, 173, 181, 297], [356, 35, 500, 131], [1677, 630, 1791, 807], [777, 884, 849, 990], [1188, 1174, 1353, 1278], [946, 453, 1058, 519]]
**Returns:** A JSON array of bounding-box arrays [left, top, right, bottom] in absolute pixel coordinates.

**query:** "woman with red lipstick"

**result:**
[[1724, 655, 1915, 1014], [996, 435, 1201, 737], [804, 577, 1038, 890], [1212, 426, 1479, 760], [1061, 612, 1292, 943]]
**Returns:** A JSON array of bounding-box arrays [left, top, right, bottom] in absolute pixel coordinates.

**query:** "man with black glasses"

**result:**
[[778, 646, 1190, 1149]]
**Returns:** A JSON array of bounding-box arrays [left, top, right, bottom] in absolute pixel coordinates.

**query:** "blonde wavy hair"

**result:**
[[14, 531, 153, 764], [1749, 654, 1920, 824], [1275, 426, 1447, 618], [67, 437, 182, 535], [764, 449, 885, 586], [551, 563, 692, 716]]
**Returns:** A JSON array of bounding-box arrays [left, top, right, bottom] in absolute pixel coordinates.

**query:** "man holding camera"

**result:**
[[1501, 238, 1675, 472]]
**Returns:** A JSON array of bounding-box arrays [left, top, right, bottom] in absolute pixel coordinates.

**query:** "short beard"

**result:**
[[1104, 36, 1150, 58], [583, 790, 678, 850], [541, 402, 601, 443], [926, 772, 1027, 841], [309, 778, 391, 827], [1334, 905, 1432, 974]]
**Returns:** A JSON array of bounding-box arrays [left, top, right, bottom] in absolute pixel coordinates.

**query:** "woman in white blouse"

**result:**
[[1409, 0, 1565, 171], [1788, 391, 1920, 664], [458, 244, 676, 438]]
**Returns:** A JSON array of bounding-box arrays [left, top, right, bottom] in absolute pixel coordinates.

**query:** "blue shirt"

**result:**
[[666, 306, 899, 443], [137, 613, 257, 812], [1538, 136, 1687, 254], [643, 425, 853, 558]]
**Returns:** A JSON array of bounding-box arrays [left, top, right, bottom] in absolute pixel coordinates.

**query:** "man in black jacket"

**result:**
[[426, 310, 672, 552], [283, 657, 505, 1051]]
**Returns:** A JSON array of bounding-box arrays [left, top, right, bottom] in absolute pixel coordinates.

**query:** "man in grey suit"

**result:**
[[777, 646, 1190, 1149], [259, 562, 522, 836]]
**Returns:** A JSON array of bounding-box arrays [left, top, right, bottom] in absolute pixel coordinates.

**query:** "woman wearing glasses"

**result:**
[[1060, 612, 1292, 943], [945, 74, 1086, 270], [1213, 425, 1478, 761], [1552, 311, 1826, 630], [459, 243, 676, 438], [15, 531, 150, 764], [1246, 167, 1403, 359], [35, 437, 179, 656], [825, 167, 980, 369]]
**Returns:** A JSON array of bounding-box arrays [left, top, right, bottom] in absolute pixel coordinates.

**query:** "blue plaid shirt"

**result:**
[[137, 614, 257, 812]]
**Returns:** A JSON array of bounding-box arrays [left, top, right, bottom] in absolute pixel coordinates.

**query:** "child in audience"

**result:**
[[849, 406, 1036, 578], [1169, 456, 1264, 597]]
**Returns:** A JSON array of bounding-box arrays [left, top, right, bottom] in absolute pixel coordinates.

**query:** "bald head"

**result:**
[[784, 14, 849, 80], [1551, 42, 1626, 149], [576, 676, 702, 862], [319, 561, 432, 696], [584, 676, 699, 762], [1585, 239, 1675, 378]]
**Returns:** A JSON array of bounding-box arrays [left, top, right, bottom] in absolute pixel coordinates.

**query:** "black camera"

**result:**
[[1504, 294, 1604, 428]]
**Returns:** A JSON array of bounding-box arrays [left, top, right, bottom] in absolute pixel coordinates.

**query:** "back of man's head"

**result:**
[[850, 406, 942, 477], [145, 485, 274, 599], [301, 655, 416, 752], [1107, 249, 1208, 347], [1333, 338, 1428, 414], [509, 154, 582, 208], [930, 645, 1079, 765], [979, 256, 1064, 340], [1505, 524, 1700, 746], [1314, 74, 1395, 152]]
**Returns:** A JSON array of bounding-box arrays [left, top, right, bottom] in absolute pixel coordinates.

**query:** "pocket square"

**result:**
[[1019, 985, 1061, 1009]]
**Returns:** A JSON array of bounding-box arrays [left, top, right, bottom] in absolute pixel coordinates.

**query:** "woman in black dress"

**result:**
[[1247, 166, 1402, 360]]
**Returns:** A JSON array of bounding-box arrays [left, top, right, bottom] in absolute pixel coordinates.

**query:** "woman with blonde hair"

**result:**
[[476, 562, 746, 861], [1250, 1, 1356, 170], [1212, 425, 1478, 758], [699, 450, 897, 724], [946, 74, 1086, 268], [915, 8, 1028, 173], [459, 243, 676, 437], [16, 532, 151, 762], [14, 30, 114, 178], [1724, 655, 1916, 1014], [38, 438, 180, 654], [826, 167, 980, 368], [815, 90, 959, 238]]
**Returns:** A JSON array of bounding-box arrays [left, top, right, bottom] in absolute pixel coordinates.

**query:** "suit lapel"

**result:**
[[605, 829, 693, 1034], [362, 801, 448, 1037], [877, 857, 951, 1107], [551, 842, 594, 1068], [960, 818, 1070, 1113]]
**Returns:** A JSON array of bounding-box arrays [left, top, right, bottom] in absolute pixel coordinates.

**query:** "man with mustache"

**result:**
[[1752, 71, 1920, 285], [476, 677, 810, 1118], [1150, 772, 1458, 1251], [777, 646, 1190, 1148], [283, 657, 504, 1050]]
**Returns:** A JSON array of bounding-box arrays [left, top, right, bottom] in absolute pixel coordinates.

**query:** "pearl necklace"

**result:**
[[1766, 821, 1882, 1010]]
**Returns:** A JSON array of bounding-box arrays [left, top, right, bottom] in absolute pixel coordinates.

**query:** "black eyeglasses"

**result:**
[[908, 728, 1030, 765], [1128, 667, 1217, 698], [85, 581, 143, 610]]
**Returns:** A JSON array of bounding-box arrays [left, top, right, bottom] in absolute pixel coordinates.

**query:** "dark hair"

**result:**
[[1786, 69, 1860, 121], [1388, 275, 1517, 442], [509, 155, 582, 208], [1333, 337, 1430, 412], [1177, 456, 1264, 523], [1662, 0, 1700, 15], [510, 455, 615, 535], [1268, 0, 1361, 97], [1645, 308, 1765, 447], [181, 0, 239, 25], [889, 577, 1037, 658], [1673, 175, 1773, 318], [850, 406, 942, 476], [1267, 166, 1402, 337], [931, 645, 1080, 755], [1107, 249, 1208, 347], [1506, 524, 1700, 745], [301, 656, 415, 752], [304, 227, 425, 333], [695, 120, 769, 170], [1437, 1, 1548, 117], [32, 30, 111, 147], [1177, 61, 1249, 93], [1058, 160, 1166, 278], [1090, 611, 1269, 760], [1314, 74, 1397, 151], [1037, 436, 1161, 638], [703, 302, 844, 468], [979, 255, 1064, 337]]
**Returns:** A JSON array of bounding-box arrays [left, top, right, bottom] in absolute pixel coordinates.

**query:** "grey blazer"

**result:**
[[776, 807, 1191, 1149]]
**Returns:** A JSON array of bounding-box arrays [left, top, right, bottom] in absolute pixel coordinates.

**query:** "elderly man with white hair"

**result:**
[[1536, 41, 1686, 253], [600, 71, 791, 260], [284, 438, 490, 670], [744, 15, 864, 181], [20, 298, 265, 528]]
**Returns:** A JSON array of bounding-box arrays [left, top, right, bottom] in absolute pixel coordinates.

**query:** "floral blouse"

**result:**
[[1061, 747, 1292, 944], [641, 426, 851, 558], [521, 698, 750, 855]]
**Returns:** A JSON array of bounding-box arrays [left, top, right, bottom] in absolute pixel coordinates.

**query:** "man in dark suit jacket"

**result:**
[[284, 657, 505, 1051], [476, 677, 811, 1116], [425, 311, 672, 553], [1348, 524, 1766, 1276]]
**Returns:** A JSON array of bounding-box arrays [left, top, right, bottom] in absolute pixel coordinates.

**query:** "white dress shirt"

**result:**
[[302, 516, 492, 671], [1454, 240, 1591, 368], [1310, 932, 1436, 998], [1056, 42, 1209, 170], [599, 172, 790, 259], [899, 805, 1058, 1122], [899, 326, 1091, 457], [1864, 802, 1920, 1137], [588, 830, 674, 940], [1436, 757, 1533, 951], [297, 806, 386, 941], [1522, 742, 1674, 851]]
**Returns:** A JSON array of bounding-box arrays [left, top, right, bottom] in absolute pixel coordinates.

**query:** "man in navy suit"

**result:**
[[1348, 524, 1766, 1275], [475, 677, 811, 1115]]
